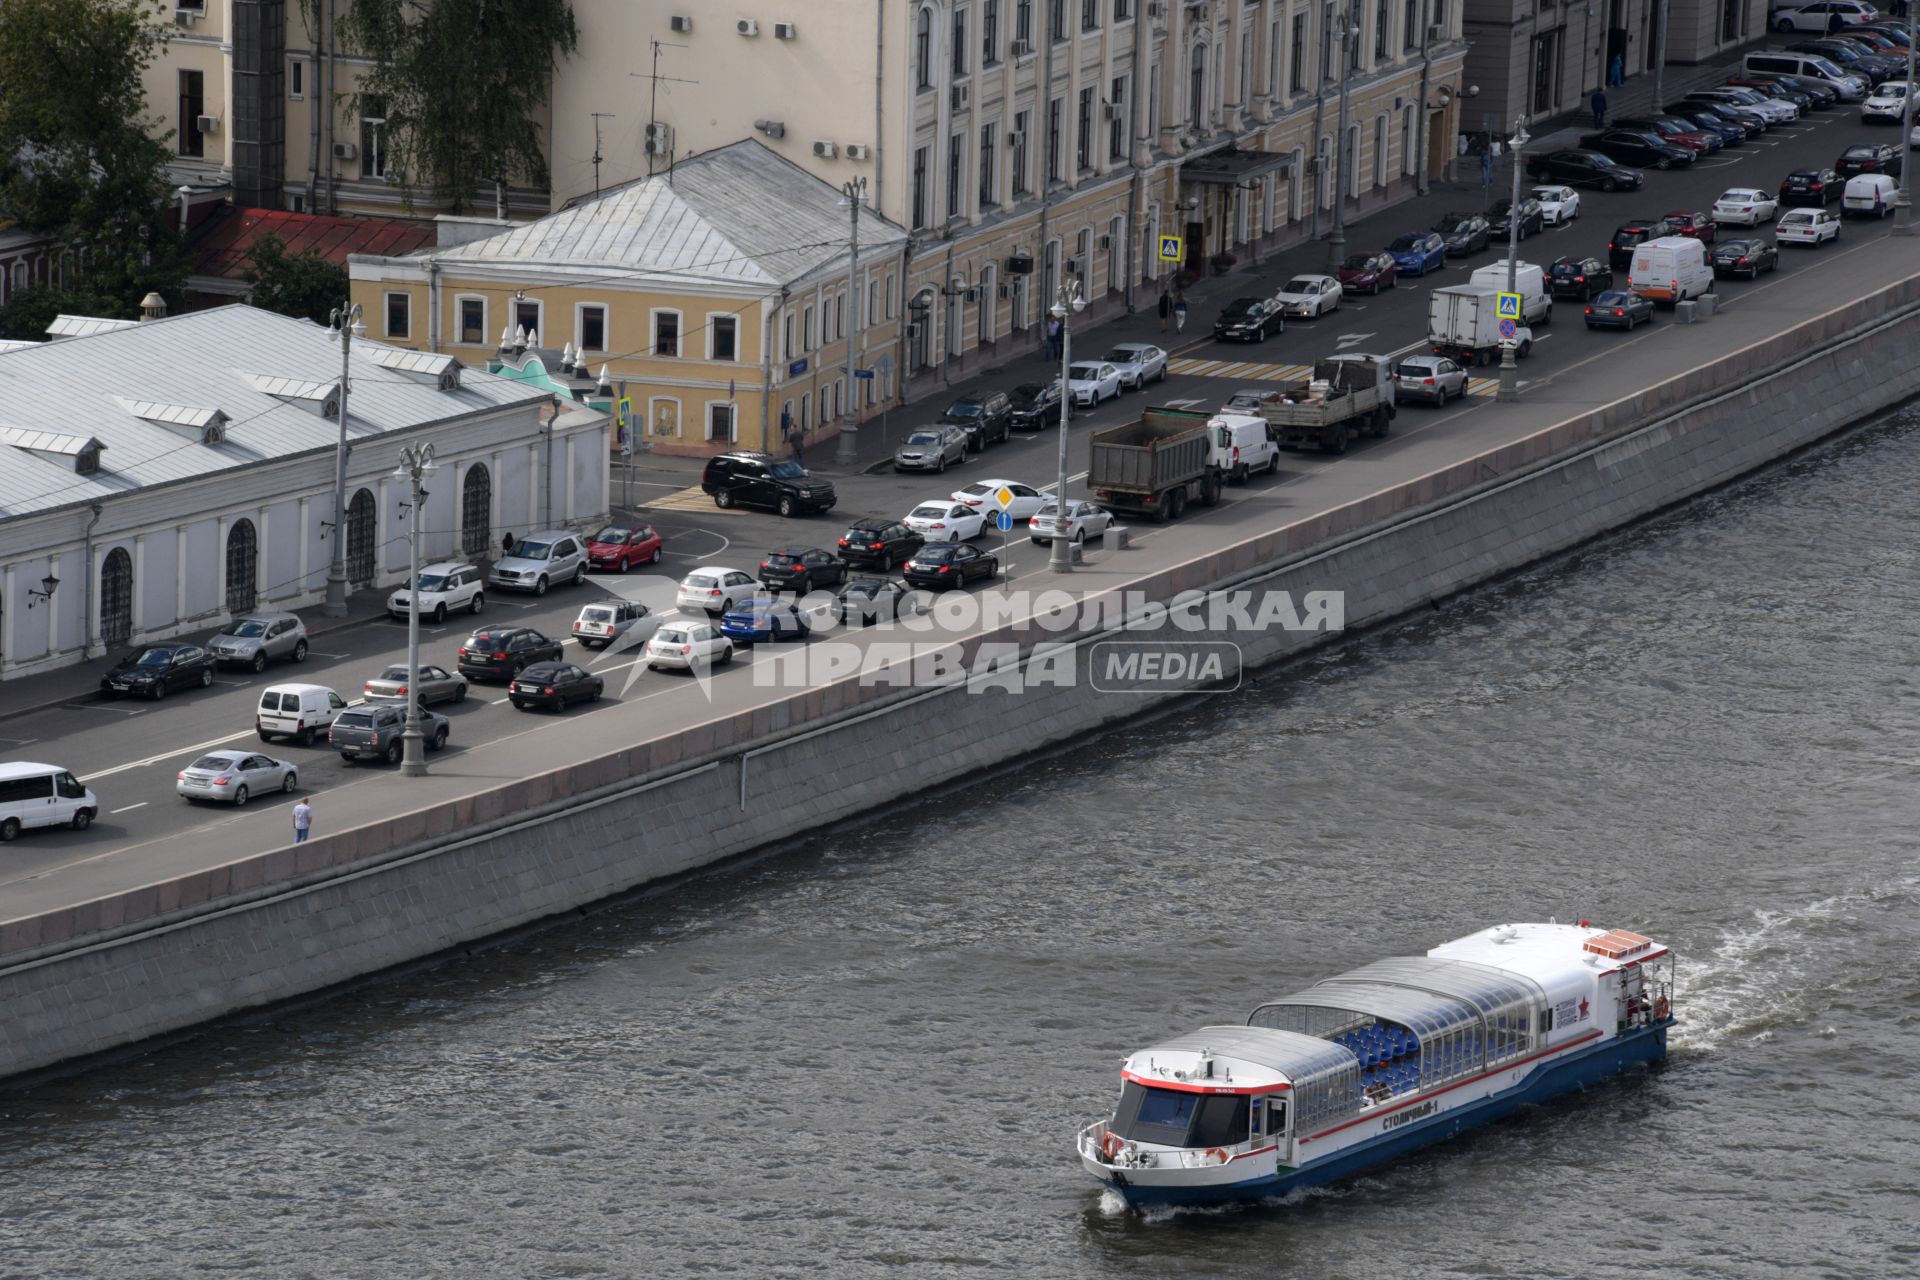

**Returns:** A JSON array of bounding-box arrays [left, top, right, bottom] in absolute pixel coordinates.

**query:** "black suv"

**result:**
[[701, 451, 836, 518], [1008, 381, 1064, 431], [939, 391, 1012, 450], [1548, 256, 1613, 301], [457, 625, 563, 681], [1606, 217, 1679, 269], [837, 519, 924, 569], [759, 546, 848, 593]]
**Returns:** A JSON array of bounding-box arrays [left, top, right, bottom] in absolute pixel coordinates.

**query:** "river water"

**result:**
[[4, 410, 1919, 1280]]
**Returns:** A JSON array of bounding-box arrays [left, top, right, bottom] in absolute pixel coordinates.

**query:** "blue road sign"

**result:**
[[1498, 318, 1518, 339], [996, 510, 1015, 532], [854, 368, 875, 380]]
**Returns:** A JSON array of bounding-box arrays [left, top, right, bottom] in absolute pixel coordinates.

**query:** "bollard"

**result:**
[[1675, 300, 1697, 324], [1069, 542, 1085, 566], [1113, 527, 1132, 550], [1695, 293, 1717, 318]]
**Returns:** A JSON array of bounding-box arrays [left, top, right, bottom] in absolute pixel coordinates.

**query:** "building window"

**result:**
[[1405, 0, 1420, 49], [1321, 3, 1334, 80], [1115, 0, 1132, 18], [385, 291, 410, 339], [1082, 0, 1099, 30], [948, 131, 965, 218], [1269, 17, 1282, 94], [289, 58, 305, 100], [458, 296, 485, 344], [1374, 115, 1388, 187], [178, 71, 205, 157], [1291, 12, 1307, 90], [1012, 110, 1031, 194], [1403, 105, 1416, 174], [885, 272, 897, 319], [783, 312, 795, 360], [361, 98, 387, 179], [1376, 0, 1390, 58], [1434, 0, 1446, 27], [984, 0, 1001, 63], [1050, 0, 1067, 42], [980, 123, 998, 206], [707, 402, 735, 442], [953, 7, 969, 76], [1189, 45, 1207, 126], [514, 298, 541, 338], [917, 7, 934, 88], [1109, 76, 1128, 160], [1148, 63, 1160, 137], [711, 314, 738, 361], [1016, 0, 1033, 44], [912, 145, 930, 228], [1047, 96, 1063, 182], [653, 310, 681, 356], [803, 305, 816, 350], [578, 303, 607, 352], [1241, 30, 1254, 103], [1076, 87, 1094, 171]]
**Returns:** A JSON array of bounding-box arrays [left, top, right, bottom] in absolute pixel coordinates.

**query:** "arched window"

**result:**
[[1189, 45, 1208, 128], [100, 547, 133, 646], [461, 463, 493, 557], [917, 7, 934, 89], [346, 488, 376, 586], [225, 519, 259, 614]]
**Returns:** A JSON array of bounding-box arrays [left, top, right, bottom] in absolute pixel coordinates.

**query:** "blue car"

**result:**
[[718, 599, 812, 645], [1388, 231, 1447, 277]]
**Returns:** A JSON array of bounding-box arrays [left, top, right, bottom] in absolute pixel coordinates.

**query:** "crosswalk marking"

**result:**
[[1169, 357, 1313, 383], [645, 484, 747, 514]]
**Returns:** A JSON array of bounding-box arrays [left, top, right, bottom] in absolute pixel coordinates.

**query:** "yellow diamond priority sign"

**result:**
[[1495, 291, 1523, 321], [995, 485, 1016, 509]]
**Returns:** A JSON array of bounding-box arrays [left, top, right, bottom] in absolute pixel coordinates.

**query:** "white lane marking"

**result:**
[[110, 802, 148, 815], [489, 696, 513, 705], [79, 731, 252, 782], [67, 704, 146, 715], [1335, 332, 1378, 348], [311, 652, 349, 660], [1161, 397, 1205, 408], [1040, 471, 1089, 494]]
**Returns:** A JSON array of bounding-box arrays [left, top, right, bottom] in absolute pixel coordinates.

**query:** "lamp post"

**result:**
[[323, 302, 364, 617], [1325, 7, 1362, 271], [1499, 115, 1530, 402], [393, 443, 437, 777], [835, 176, 869, 466], [1897, 11, 1917, 236], [1048, 278, 1086, 574]]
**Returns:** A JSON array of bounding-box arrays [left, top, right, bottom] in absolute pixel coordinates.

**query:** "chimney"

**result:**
[[177, 185, 193, 234], [139, 292, 168, 322]]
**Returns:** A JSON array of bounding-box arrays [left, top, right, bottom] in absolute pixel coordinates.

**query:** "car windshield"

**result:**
[[582, 607, 615, 622], [1102, 348, 1138, 362], [1220, 298, 1258, 316], [910, 505, 949, 519], [905, 431, 942, 446], [133, 649, 172, 666], [1781, 211, 1814, 223], [1435, 214, 1471, 231], [591, 527, 631, 544], [218, 620, 266, 638], [1341, 255, 1376, 271], [916, 545, 958, 562], [1396, 362, 1436, 377], [1010, 383, 1049, 404], [1388, 234, 1425, 251], [334, 712, 374, 729], [1283, 278, 1317, 292], [1489, 200, 1513, 216], [1549, 261, 1576, 276], [1842, 146, 1876, 159], [944, 401, 983, 417], [684, 575, 718, 590], [766, 553, 800, 566], [376, 666, 408, 681], [414, 573, 449, 592], [1068, 364, 1101, 380], [768, 460, 807, 479], [657, 629, 689, 644], [1594, 291, 1631, 304], [190, 755, 238, 770], [509, 540, 552, 560]]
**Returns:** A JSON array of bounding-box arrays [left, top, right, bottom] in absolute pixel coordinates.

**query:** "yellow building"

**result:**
[[348, 141, 909, 458]]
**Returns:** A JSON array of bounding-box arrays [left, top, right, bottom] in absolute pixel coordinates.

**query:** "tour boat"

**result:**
[[1078, 920, 1674, 1208]]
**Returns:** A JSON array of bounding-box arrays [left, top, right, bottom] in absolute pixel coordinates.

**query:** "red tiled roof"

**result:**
[[191, 206, 436, 280]]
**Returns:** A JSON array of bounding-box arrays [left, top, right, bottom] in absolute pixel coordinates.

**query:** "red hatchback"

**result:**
[[1663, 210, 1719, 243], [585, 521, 662, 572]]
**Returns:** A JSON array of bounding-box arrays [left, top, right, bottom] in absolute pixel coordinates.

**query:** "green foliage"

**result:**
[[341, 0, 579, 214], [242, 231, 348, 324]]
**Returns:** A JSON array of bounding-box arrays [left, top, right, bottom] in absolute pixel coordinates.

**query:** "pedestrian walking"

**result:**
[[1157, 290, 1172, 333], [1480, 149, 1494, 191], [1608, 53, 1623, 87], [792, 432, 805, 468], [1591, 89, 1608, 130], [779, 404, 793, 444], [1045, 315, 1063, 361], [1173, 295, 1189, 333], [1826, 11, 1843, 33], [292, 795, 313, 844]]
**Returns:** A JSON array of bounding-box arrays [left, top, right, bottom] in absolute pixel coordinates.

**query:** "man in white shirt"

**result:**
[[292, 796, 314, 844]]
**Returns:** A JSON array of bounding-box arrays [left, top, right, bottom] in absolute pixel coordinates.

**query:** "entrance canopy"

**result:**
[[1179, 147, 1292, 186]]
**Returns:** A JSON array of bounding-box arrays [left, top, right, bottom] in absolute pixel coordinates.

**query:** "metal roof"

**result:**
[[0, 426, 102, 456], [0, 305, 551, 519], [110, 398, 230, 431], [1247, 954, 1548, 1043], [46, 315, 138, 338], [189, 206, 435, 281], [363, 346, 460, 378], [428, 140, 907, 289], [0, 340, 37, 354], [1136, 1025, 1356, 1084]]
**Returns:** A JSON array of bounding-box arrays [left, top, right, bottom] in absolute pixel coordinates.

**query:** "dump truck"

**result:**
[[1255, 354, 1396, 455], [1088, 407, 1221, 522], [1428, 283, 1534, 367]]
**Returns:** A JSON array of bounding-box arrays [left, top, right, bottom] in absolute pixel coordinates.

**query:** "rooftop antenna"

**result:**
[[631, 39, 696, 182], [590, 112, 615, 198]]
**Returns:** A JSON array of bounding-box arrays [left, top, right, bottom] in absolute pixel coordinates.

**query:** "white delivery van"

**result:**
[[1842, 173, 1896, 219], [0, 762, 99, 840], [1627, 236, 1715, 305], [1470, 261, 1552, 324], [1209, 412, 1280, 482], [256, 683, 348, 745]]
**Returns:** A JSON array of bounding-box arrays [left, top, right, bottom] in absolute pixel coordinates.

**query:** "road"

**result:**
[[0, 93, 1905, 914]]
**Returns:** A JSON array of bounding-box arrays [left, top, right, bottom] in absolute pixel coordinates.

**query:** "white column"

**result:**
[[375, 478, 392, 583], [175, 527, 188, 624], [526, 441, 541, 531], [256, 504, 272, 602], [489, 450, 505, 543], [87, 543, 105, 658], [297, 496, 311, 596], [563, 432, 577, 522], [46, 553, 60, 655], [132, 534, 146, 637], [2, 564, 15, 669], [215, 515, 231, 619]]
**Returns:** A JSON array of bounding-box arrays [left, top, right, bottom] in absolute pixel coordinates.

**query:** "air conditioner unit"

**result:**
[[1097, 235, 1111, 250], [907, 322, 923, 338], [644, 122, 672, 154], [737, 18, 759, 36], [196, 114, 221, 135], [1102, 103, 1122, 122], [670, 14, 692, 32], [963, 286, 981, 303], [998, 284, 1011, 300], [774, 21, 797, 39], [1010, 38, 1032, 55], [845, 143, 871, 160], [1147, 1, 1165, 16], [333, 141, 358, 160], [1427, 22, 1443, 39], [172, 7, 198, 26], [951, 84, 971, 112], [812, 139, 838, 158]]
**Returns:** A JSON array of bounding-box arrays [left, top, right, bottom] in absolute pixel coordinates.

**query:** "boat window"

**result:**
[[1192, 1096, 1249, 1148], [1265, 1097, 1289, 1137]]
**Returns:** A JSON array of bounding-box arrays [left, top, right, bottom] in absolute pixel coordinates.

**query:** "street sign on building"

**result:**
[[1158, 234, 1184, 263]]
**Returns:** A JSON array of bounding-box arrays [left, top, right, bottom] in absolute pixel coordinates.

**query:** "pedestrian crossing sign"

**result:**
[[1159, 234, 1184, 263], [1496, 292, 1522, 321]]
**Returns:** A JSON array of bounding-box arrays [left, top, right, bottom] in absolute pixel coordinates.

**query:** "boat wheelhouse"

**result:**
[[1078, 921, 1674, 1208]]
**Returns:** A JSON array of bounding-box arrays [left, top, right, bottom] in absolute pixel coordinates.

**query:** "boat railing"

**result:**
[[1078, 1121, 1244, 1170]]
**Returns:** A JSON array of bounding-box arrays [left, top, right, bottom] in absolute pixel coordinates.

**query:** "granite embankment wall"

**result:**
[[5, 275, 1920, 1083]]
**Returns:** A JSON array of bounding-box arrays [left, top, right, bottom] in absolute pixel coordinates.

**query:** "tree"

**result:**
[[342, 0, 579, 214], [242, 231, 349, 324]]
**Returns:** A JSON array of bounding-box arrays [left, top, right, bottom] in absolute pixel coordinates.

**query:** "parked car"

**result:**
[[1028, 499, 1115, 546], [835, 577, 915, 626], [208, 611, 309, 672], [675, 567, 763, 615], [584, 521, 663, 573], [330, 704, 449, 764], [939, 391, 1013, 450], [904, 501, 987, 542], [255, 683, 349, 745], [1780, 167, 1844, 206], [1548, 255, 1613, 301], [719, 599, 813, 645], [176, 749, 299, 805], [1725, 74, 1835, 109], [1434, 212, 1492, 256], [1213, 295, 1285, 341], [759, 546, 848, 593], [1842, 172, 1899, 217], [507, 661, 604, 711], [489, 530, 587, 596], [1664, 209, 1720, 243], [1837, 141, 1903, 177], [1581, 129, 1696, 168], [1789, 40, 1902, 85], [1007, 381, 1064, 431], [100, 644, 214, 699], [1387, 231, 1449, 275], [1337, 251, 1398, 294], [952, 479, 1048, 520], [1774, 1, 1877, 33], [1066, 361, 1123, 405], [1274, 274, 1343, 318], [455, 625, 563, 680], [1613, 115, 1719, 154], [1530, 184, 1582, 224], [1524, 149, 1645, 191], [1776, 205, 1843, 244], [0, 763, 97, 840], [570, 600, 653, 649], [1487, 196, 1545, 240], [1391, 354, 1470, 406], [1710, 236, 1781, 278], [1663, 105, 1753, 144], [1860, 79, 1910, 122], [701, 450, 836, 516], [388, 562, 485, 621], [1102, 343, 1170, 389], [1713, 186, 1780, 225], [836, 518, 924, 570], [644, 620, 734, 672], [1584, 289, 1657, 330], [894, 425, 970, 473], [1607, 217, 1680, 269], [362, 663, 468, 707], [903, 542, 999, 588]]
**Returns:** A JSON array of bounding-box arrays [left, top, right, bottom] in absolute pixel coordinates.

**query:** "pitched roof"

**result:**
[[426, 139, 906, 289], [192, 206, 436, 281], [0, 305, 551, 520]]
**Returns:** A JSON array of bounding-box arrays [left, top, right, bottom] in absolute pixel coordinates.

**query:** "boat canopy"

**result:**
[[1134, 1026, 1362, 1138]]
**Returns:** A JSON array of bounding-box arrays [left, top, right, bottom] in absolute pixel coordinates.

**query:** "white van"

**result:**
[[1628, 236, 1715, 305], [1842, 173, 1897, 218], [256, 683, 348, 746], [0, 762, 98, 840], [1209, 412, 1279, 482], [1470, 261, 1552, 324], [1741, 52, 1869, 100]]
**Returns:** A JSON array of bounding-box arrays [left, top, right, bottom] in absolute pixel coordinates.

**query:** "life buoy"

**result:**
[[1101, 1131, 1124, 1160], [1206, 1147, 1230, 1165], [1654, 995, 1670, 1022]]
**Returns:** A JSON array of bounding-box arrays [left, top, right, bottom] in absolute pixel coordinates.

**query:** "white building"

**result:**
[[0, 305, 609, 680]]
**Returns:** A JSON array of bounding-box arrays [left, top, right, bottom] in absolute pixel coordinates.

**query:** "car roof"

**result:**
[[261, 682, 335, 696], [686, 565, 745, 576], [232, 610, 300, 622], [519, 661, 570, 675], [417, 560, 475, 573], [767, 545, 820, 555], [518, 528, 574, 539], [0, 761, 70, 780]]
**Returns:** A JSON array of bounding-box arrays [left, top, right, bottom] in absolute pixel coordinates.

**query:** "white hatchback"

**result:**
[[1775, 206, 1841, 245], [1861, 80, 1908, 122], [388, 560, 485, 622], [1531, 184, 1581, 225], [904, 501, 987, 542], [675, 567, 762, 615], [1712, 188, 1779, 226], [645, 621, 734, 671]]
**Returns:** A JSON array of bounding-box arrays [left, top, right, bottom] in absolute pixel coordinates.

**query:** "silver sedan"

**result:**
[[176, 750, 298, 806], [362, 663, 469, 707], [1029, 499, 1115, 545], [1102, 343, 1170, 390]]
